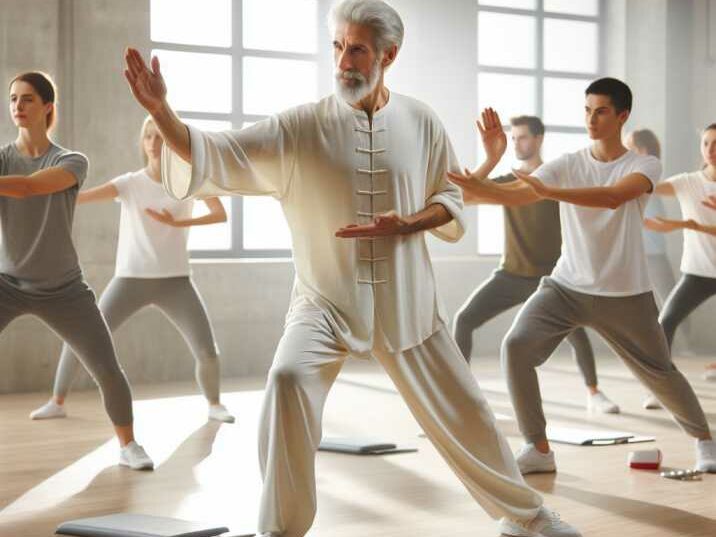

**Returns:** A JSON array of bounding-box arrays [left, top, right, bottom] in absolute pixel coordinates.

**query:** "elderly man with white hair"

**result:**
[[123, 1, 580, 536]]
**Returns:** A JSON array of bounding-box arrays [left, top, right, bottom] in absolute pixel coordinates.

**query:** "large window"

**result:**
[[151, 0, 322, 257], [476, 0, 603, 255]]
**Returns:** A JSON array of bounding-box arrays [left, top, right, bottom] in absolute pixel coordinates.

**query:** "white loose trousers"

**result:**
[[258, 300, 543, 536]]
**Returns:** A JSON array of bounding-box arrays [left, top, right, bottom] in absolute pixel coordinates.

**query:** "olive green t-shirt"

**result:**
[[494, 173, 562, 277]]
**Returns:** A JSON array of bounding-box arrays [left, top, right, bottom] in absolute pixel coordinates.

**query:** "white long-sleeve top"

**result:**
[[162, 92, 465, 355]]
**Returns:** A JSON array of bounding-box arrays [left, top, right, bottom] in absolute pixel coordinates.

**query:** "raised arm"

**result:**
[[0, 167, 77, 198], [124, 48, 190, 163], [512, 169, 652, 210], [145, 196, 227, 228], [77, 182, 119, 204]]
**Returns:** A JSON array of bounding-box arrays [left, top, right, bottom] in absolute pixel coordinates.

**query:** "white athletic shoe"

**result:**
[[703, 369, 716, 382], [500, 507, 581, 537], [29, 400, 66, 420], [587, 391, 620, 414], [208, 403, 235, 423], [695, 439, 716, 473], [642, 394, 662, 410], [515, 444, 557, 475], [119, 441, 154, 471]]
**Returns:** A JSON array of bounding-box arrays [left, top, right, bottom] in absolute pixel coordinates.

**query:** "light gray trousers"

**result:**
[[0, 276, 133, 425], [52, 276, 221, 403], [502, 277, 710, 444], [453, 269, 598, 386]]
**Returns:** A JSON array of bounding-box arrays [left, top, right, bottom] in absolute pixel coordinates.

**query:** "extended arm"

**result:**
[[0, 167, 77, 198], [512, 169, 652, 210], [124, 47, 191, 163], [146, 196, 227, 227], [77, 182, 119, 204]]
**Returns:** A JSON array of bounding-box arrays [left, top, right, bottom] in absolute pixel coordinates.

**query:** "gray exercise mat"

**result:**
[[55, 513, 232, 537], [546, 426, 655, 446], [319, 437, 418, 455]]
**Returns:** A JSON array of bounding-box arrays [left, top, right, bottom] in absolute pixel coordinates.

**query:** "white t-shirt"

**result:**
[[112, 170, 194, 278], [666, 170, 716, 278], [533, 148, 662, 296]]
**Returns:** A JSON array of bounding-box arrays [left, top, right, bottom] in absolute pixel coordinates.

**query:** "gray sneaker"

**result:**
[[515, 444, 556, 475], [500, 507, 581, 537]]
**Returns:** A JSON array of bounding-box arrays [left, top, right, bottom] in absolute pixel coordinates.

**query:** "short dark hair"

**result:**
[[585, 77, 632, 113], [9, 71, 57, 130], [510, 115, 545, 136], [705, 123, 716, 133]]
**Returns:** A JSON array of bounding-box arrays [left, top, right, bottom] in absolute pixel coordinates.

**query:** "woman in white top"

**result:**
[[31, 117, 235, 423], [644, 123, 716, 384]]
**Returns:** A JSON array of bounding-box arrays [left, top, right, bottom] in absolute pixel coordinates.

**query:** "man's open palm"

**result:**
[[124, 47, 167, 114]]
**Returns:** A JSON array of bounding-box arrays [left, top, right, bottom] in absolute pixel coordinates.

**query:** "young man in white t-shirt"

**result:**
[[449, 77, 716, 474]]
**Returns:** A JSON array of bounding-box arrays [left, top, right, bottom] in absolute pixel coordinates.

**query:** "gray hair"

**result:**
[[328, 0, 404, 53]]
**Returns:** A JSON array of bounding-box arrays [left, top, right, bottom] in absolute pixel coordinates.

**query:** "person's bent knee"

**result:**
[[267, 361, 306, 390], [502, 329, 533, 364]]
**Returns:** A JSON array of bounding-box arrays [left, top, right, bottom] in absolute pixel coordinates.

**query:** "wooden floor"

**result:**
[[0, 353, 715, 537]]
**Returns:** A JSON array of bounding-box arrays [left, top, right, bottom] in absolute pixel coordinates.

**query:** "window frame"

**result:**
[[476, 0, 605, 256], [151, 0, 326, 259]]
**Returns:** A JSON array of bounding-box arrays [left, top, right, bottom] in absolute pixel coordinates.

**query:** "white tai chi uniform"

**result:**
[[162, 93, 543, 536]]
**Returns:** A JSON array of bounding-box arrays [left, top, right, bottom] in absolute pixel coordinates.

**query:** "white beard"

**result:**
[[334, 59, 382, 105]]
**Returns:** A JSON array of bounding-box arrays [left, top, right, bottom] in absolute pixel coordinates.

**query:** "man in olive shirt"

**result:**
[[453, 111, 619, 413]]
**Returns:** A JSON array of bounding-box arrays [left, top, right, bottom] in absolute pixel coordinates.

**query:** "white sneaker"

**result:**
[[500, 507, 581, 537], [515, 444, 556, 475], [208, 403, 235, 423], [587, 391, 620, 414], [703, 369, 716, 382], [29, 400, 66, 420], [119, 441, 154, 471], [695, 439, 716, 473], [642, 394, 662, 410]]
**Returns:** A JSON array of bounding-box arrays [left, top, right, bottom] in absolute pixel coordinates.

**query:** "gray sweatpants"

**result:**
[[52, 276, 221, 403], [0, 276, 133, 425], [660, 273, 716, 350], [502, 277, 710, 444], [453, 269, 598, 387]]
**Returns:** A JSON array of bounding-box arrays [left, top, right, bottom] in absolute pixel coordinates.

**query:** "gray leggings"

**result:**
[[452, 269, 598, 387], [660, 273, 716, 349], [503, 277, 709, 443], [53, 276, 221, 403], [1, 276, 133, 425]]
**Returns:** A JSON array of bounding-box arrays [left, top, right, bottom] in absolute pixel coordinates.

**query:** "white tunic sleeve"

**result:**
[[162, 115, 297, 200], [425, 124, 466, 243]]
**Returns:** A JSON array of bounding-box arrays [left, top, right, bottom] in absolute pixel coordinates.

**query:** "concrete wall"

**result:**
[[0, 0, 710, 394]]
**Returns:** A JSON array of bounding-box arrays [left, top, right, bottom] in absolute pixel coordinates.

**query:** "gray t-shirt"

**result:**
[[0, 142, 88, 293]]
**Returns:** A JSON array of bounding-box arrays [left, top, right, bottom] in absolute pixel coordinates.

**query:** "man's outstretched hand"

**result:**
[[124, 47, 167, 115], [335, 211, 413, 238]]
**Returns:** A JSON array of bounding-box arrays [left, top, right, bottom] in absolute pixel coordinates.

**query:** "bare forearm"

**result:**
[[544, 186, 625, 209], [173, 213, 227, 227], [470, 157, 501, 181], [0, 175, 35, 198], [152, 103, 192, 163], [692, 221, 716, 236], [403, 203, 453, 233]]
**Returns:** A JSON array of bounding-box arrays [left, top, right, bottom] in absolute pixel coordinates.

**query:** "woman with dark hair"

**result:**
[[3, 71, 153, 469], [644, 124, 716, 390], [31, 117, 234, 423]]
